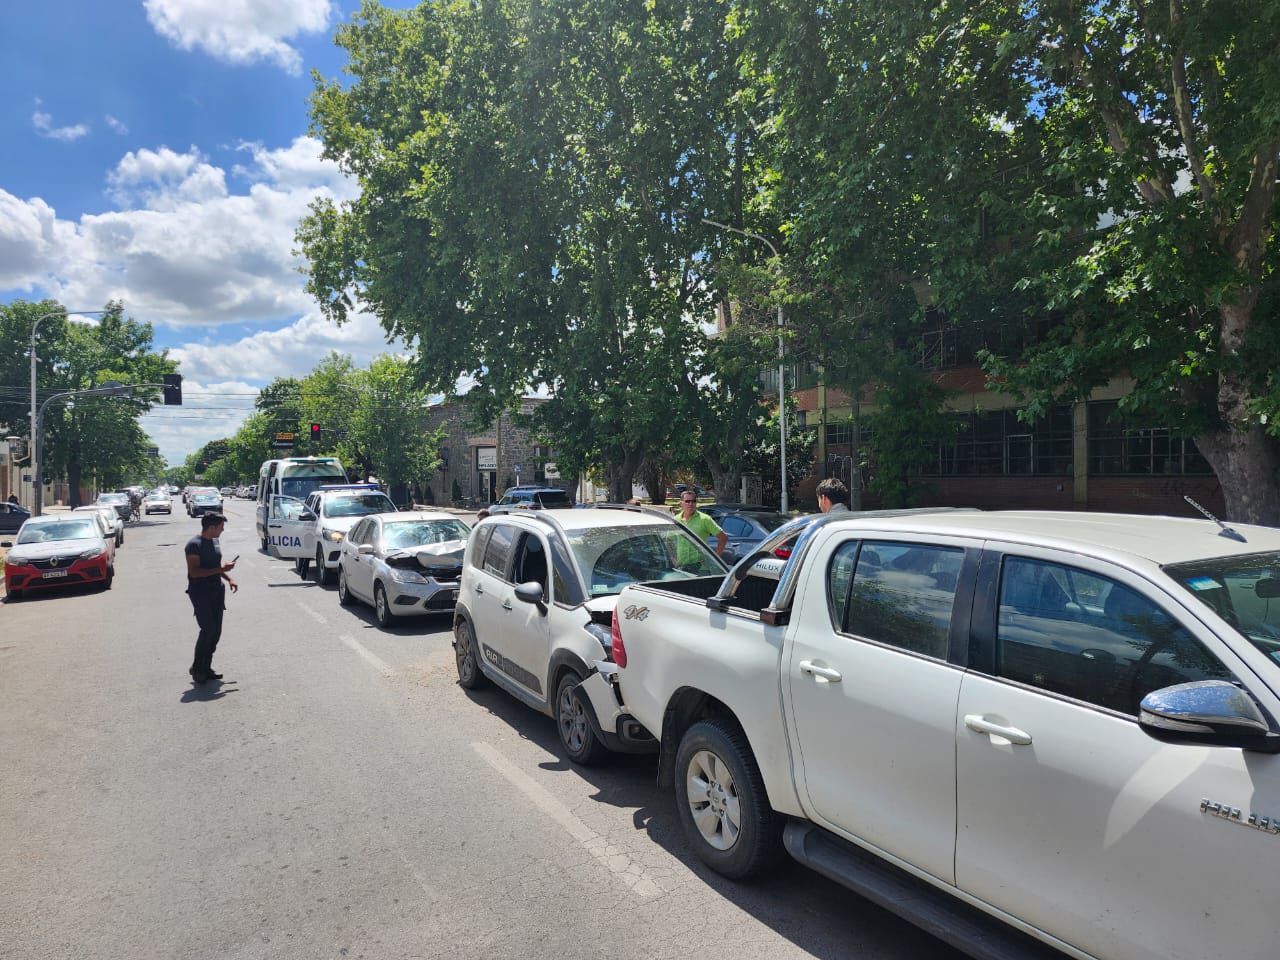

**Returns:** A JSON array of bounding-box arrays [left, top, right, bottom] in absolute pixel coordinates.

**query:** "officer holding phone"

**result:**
[[184, 512, 237, 683]]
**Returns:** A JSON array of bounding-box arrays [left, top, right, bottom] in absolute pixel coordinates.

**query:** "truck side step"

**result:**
[[782, 823, 1068, 960]]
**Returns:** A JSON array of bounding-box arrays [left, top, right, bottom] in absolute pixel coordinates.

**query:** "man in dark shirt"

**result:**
[[185, 513, 237, 683]]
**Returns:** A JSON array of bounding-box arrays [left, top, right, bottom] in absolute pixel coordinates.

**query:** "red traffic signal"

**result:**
[[310, 423, 321, 439]]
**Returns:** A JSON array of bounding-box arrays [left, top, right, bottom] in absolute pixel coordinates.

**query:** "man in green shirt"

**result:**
[[675, 492, 728, 561]]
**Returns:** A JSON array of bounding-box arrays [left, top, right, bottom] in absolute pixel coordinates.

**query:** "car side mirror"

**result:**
[[1139, 680, 1280, 753], [357, 543, 374, 555], [1256, 578, 1280, 599], [300, 510, 316, 522], [513, 580, 546, 611], [1, 540, 11, 548]]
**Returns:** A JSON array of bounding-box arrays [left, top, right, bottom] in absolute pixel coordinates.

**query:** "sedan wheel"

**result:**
[[374, 583, 393, 626], [337, 567, 354, 606]]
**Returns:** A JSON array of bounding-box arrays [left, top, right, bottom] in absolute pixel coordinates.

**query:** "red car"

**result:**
[[2, 514, 114, 599]]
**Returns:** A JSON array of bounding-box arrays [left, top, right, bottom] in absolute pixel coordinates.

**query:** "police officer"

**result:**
[[185, 512, 237, 683]]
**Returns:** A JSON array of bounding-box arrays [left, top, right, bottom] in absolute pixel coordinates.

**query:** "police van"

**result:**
[[255, 457, 347, 550]]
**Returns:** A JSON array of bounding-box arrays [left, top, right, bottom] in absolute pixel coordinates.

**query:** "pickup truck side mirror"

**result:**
[[300, 510, 316, 522], [357, 543, 374, 555], [1140, 680, 1280, 753]]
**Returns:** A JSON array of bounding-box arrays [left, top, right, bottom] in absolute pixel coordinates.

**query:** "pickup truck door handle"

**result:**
[[798, 660, 842, 682], [963, 714, 1033, 745], [475, 584, 484, 595], [501, 600, 512, 611]]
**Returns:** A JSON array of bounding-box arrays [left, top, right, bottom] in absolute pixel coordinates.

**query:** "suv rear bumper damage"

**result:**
[[573, 664, 658, 754]]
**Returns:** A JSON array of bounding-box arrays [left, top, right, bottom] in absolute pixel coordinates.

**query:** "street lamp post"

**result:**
[[26, 309, 109, 513], [33, 383, 135, 516], [695, 216, 789, 513]]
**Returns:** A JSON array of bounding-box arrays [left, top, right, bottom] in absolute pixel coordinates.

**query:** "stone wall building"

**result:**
[[420, 397, 571, 506]]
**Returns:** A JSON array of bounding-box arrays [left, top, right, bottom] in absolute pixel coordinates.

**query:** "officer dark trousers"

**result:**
[[189, 588, 225, 676]]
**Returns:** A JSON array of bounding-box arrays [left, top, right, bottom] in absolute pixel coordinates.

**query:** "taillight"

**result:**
[[773, 545, 792, 559], [611, 608, 627, 668]]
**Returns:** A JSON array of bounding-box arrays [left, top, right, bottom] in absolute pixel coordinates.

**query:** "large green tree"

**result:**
[[0, 300, 177, 503], [300, 0, 782, 501], [747, 0, 1280, 522]]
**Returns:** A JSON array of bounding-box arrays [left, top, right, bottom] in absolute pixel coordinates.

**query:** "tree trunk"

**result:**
[[67, 461, 83, 508], [606, 451, 643, 502], [1193, 424, 1280, 525], [1195, 298, 1280, 525]]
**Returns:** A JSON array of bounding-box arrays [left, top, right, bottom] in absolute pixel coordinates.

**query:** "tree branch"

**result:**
[[1228, 136, 1280, 277], [1166, 0, 1221, 225]]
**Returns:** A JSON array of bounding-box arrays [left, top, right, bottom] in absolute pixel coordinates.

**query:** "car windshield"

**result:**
[[326, 494, 395, 517], [564, 523, 724, 595], [1165, 551, 1280, 669], [17, 519, 98, 543], [382, 519, 470, 549], [280, 476, 345, 499]]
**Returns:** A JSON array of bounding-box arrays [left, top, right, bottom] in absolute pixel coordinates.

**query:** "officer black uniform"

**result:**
[[185, 513, 237, 682]]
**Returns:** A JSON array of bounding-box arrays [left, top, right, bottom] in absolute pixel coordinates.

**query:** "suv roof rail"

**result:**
[[319, 483, 379, 491]]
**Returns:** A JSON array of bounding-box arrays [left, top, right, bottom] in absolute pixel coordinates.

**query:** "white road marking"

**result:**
[[294, 600, 392, 675], [472, 741, 665, 900], [341, 633, 392, 675]]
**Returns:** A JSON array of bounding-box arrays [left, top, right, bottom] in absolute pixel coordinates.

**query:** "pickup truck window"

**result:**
[[996, 557, 1233, 714], [832, 541, 962, 658]]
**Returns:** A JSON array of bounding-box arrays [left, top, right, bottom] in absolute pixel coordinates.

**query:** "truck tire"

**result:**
[[314, 547, 332, 585], [454, 618, 487, 689], [554, 671, 607, 766], [674, 718, 783, 880]]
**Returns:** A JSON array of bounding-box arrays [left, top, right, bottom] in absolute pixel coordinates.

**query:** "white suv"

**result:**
[[265, 483, 398, 583], [453, 504, 726, 763]]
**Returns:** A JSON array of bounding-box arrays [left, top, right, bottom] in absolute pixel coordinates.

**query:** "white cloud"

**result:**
[[138, 378, 260, 466], [32, 102, 89, 142], [105, 115, 129, 135], [4, 137, 355, 329], [171, 309, 394, 382], [143, 0, 336, 75]]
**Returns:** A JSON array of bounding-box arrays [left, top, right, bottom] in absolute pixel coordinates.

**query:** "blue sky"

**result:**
[[1, 0, 413, 465]]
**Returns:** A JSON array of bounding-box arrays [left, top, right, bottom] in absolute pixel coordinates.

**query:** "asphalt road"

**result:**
[[0, 501, 964, 960]]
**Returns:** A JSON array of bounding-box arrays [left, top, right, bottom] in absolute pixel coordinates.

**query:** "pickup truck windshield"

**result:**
[[565, 523, 723, 595], [1165, 551, 1280, 670]]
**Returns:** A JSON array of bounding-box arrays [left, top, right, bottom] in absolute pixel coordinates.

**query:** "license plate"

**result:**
[[42, 569, 68, 579]]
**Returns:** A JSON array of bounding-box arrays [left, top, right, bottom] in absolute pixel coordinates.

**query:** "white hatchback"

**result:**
[[452, 504, 726, 764]]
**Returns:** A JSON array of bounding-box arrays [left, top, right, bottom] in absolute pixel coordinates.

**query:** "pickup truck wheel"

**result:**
[[454, 619, 487, 689], [314, 548, 331, 585], [554, 672, 607, 766], [675, 719, 783, 880]]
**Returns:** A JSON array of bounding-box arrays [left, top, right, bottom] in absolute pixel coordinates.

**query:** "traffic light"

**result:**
[[310, 423, 321, 439], [162, 373, 183, 405]]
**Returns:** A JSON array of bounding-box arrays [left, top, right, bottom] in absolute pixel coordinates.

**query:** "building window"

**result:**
[[1087, 402, 1212, 476], [925, 406, 1072, 477], [533, 445, 546, 483]]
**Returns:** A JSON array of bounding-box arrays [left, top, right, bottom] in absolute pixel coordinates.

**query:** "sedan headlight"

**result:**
[[323, 529, 344, 542], [388, 566, 428, 584], [78, 548, 105, 560]]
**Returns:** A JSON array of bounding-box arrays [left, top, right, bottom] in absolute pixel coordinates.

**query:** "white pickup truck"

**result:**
[[605, 509, 1280, 960]]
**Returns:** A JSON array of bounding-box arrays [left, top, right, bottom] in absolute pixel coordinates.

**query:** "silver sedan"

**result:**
[[336, 511, 471, 626]]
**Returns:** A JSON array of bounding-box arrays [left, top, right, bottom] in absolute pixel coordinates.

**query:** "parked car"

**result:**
[[2, 513, 114, 598], [0, 501, 30, 535], [337, 511, 472, 626], [144, 491, 172, 515], [69, 508, 118, 566], [452, 504, 727, 764], [609, 509, 1280, 960], [486, 485, 573, 515], [95, 491, 132, 521], [693, 507, 793, 563], [73, 504, 124, 546]]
